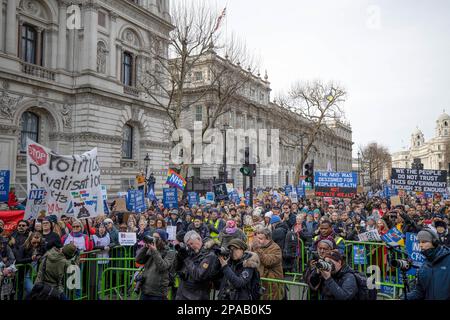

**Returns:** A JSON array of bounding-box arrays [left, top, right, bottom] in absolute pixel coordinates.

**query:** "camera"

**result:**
[[213, 246, 230, 259], [143, 235, 155, 245], [390, 259, 411, 271], [316, 259, 334, 272]]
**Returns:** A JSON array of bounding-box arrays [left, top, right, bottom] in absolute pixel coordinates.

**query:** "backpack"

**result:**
[[248, 268, 263, 300], [348, 269, 377, 300], [283, 230, 298, 259]]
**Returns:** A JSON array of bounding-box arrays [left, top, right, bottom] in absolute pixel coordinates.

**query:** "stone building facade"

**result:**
[[0, 0, 173, 197], [392, 111, 450, 171]]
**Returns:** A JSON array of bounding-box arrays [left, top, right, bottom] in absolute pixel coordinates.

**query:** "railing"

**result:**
[[21, 62, 56, 81]]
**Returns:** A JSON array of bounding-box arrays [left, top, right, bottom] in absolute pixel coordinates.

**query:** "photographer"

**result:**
[[407, 229, 450, 300], [217, 239, 261, 300], [306, 250, 358, 300], [174, 230, 221, 300], [135, 229, 176, 300]]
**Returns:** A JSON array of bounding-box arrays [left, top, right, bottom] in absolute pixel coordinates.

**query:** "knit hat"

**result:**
[[417, 229, 439, 243], [170, 209, 179, 216], [62, 243, 78, 259], [103, 218, 114, 225], [326, 250, 343, 263], [155, 229, 168, 242], [264, 211, 273, 218], [435, 220, 447, 229], [226, 220, 236, 228], [194, 216, 203, 222], [227, 238, 248, 251], [318, 239, 335, 249], [270, 215, 281, 224]]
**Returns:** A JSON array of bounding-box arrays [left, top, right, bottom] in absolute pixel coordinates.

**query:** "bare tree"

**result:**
[[277, 80, 347, 184], [360, 142, 392, 188]]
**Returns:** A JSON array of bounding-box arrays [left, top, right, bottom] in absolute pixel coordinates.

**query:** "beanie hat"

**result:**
[[270, 215, 281, 224], [417, 229, 439, 243], [226, 220, 236, 228], [434, 220, 447, 229], [155, 229, 168, 242], [170, 209, 179, 216], [264, 211, 273, 218], [103, 218, 114, 225], [62, 243, 78, 259], [227, 238, 248, 251], [318, 239, 335, 249]]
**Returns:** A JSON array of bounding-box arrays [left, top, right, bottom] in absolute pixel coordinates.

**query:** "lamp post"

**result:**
[[357, 151, 361, 186], [221, 123, 231, 183], [144, 153, 150, 195]]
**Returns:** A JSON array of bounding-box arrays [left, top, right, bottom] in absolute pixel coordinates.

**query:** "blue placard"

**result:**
[[188, 192, 199, 207], [0, 170, 10, 202], [314, 171, 358, 188], [163, 188, 178, 209], [296, 185, 305, 198], [206, 192, 215, 203], [353, 245, 367, 265], [406, 232, 425, 276], [230, 190, 240, 204], [381, 227, 404, 246], [285, 185, 293, 196], [127, 189, 146, 213]]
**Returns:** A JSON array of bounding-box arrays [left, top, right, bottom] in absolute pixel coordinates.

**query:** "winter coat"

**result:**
[[252, 240, 284, 300], [43, 232, 62, 251], [15, 244, 46, 265], [10, 230, 29, 259], [92, 233, 111, 264], [272, 222, 289, 251], [306, 264, 358, 300], [61, 232, 93, 252], [135, 245, 176, 297], [407, 246, 450, 300], [218, 228, 247, 248], [107, 227, 119, 247], [218, 251, 260, 300], [34, 247, 73, 293], [438, 230, 450, 247]]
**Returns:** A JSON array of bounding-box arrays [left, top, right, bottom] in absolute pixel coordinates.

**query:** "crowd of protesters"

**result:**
[[1, 186, 450, 300]]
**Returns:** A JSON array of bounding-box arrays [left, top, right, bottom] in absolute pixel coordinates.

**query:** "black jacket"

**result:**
[[174, 240, 221, 300], [272, 222, 289, 251], [15, 244, 47, 265], [218, 252, 260, 300], [10, 230, 30, 259], [43, 232, 62, 251]]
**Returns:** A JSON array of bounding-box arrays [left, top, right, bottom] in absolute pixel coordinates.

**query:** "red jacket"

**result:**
[[61, 232, 93, 252], [7, 192, 19, 207]]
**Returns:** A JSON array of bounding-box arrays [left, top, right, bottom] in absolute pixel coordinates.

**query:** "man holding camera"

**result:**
[[217, 239, 260, 300], [306, 249, 358, 300], [407, 228, 450, 300], [135, 229, 176, 300], [174, 230, 221, 300]]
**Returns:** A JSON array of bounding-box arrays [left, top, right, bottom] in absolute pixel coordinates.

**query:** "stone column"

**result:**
[[35, 27, 43, 65], [0, 1, 4, 52], [5, 0, 17, 56], [109, 13, 118, 78], [57, 2, 68, 70], [82, 1, 98, 71]]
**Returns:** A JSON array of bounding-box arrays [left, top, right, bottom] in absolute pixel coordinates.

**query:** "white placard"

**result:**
[[358, 229, 382, 242], [119, 232, 137, 246], [166, 226, 177, 241]]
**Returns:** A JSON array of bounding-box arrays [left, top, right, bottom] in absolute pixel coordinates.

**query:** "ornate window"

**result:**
[[122, 52, 134, 86], [20, 111, 39, 152], [21, 24, 38, 64], [122, 124, 133, 159], [195, 106, 203, 122]]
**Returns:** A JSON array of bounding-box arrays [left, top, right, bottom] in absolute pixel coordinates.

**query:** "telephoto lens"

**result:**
[[316, 259, 333, 272], [390, 259, 411, 271], [143, 235, 155, 244]]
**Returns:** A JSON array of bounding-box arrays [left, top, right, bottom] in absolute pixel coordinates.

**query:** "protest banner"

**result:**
[[213, 182, 229, 201], [118, 232, 137, 246], [26, 139, 103, 219], [381, 227, 404, 247], [284, 185, 293, 196], [188, 192, 199, 207], [226, 183, 234, 193], [166, 169, 186, 191], [390, 195, 401, 207], [127, 189, 146, 213], [406, 232, 425, 276], [206, 192, 215, 204], [296, 184, 305, 198], [314, 171, 357, 198], [101, 185, 108, 201], [358, 229, 382, 242], [230, 190, 240, 204], [0, 210, 25, 236], [24, 189, 48, 219], [391, 168, 447, 193], [163, 188, 178, 209], [199, 196, 206, 205], [113, 197, 127, 212], [353, 245, 367, 265], [289, 192, 298, 203], [0, 170, 10, 202], [166, 226, 177, 241]]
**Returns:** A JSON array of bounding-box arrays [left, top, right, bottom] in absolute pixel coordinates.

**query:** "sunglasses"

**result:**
[[73, 225, 81, 228], [18, 224, 27, 227]]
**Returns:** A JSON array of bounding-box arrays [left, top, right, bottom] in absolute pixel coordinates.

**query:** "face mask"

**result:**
[[422, 247, 438, 259]]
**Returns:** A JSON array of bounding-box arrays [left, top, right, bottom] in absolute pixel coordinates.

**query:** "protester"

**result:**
[[104, 218, 119, 247], [41, 218, 62, 251], [7, 187, 24, 210], [218, 219, 247, 248], [61, 219, 93, 252], [0, 236, 17, 300]]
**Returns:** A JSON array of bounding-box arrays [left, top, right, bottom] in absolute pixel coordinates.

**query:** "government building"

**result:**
[[391, 111, 450, 171], [0, 0, 353, 197]]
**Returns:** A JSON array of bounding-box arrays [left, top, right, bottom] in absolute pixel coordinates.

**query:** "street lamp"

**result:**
[[144, 153, 150, 195], [357, 151, 361, 186], [221, 123, 231, 183]]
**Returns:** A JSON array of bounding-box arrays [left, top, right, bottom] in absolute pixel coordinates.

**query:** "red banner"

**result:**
[[0, 210, 25, 236]]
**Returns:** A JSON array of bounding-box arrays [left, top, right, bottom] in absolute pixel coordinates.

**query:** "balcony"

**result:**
[[123, 85, 140, 97], [21, 62, 55, 81]]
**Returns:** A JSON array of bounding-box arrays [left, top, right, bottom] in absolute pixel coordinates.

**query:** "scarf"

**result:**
[[71, 231, 83, 237], [226, 227, 237, 234]]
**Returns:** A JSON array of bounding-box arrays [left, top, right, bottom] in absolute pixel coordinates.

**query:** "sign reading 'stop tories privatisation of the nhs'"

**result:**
[[391, 168, 447, 193], [314, 171, 358, 198]]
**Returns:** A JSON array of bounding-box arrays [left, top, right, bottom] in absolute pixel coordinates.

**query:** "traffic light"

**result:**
[[304, 160, 314, 186], [240, 148, 256, 177]]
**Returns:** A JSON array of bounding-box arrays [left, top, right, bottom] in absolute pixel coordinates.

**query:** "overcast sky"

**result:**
[[204, 0, 450, 157]]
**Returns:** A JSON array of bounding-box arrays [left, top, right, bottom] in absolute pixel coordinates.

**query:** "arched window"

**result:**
[[20, 111, 39, 152], [21, 24, 37, 64], [122, 52, 133, 86], [122, 124, 133, 159]]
